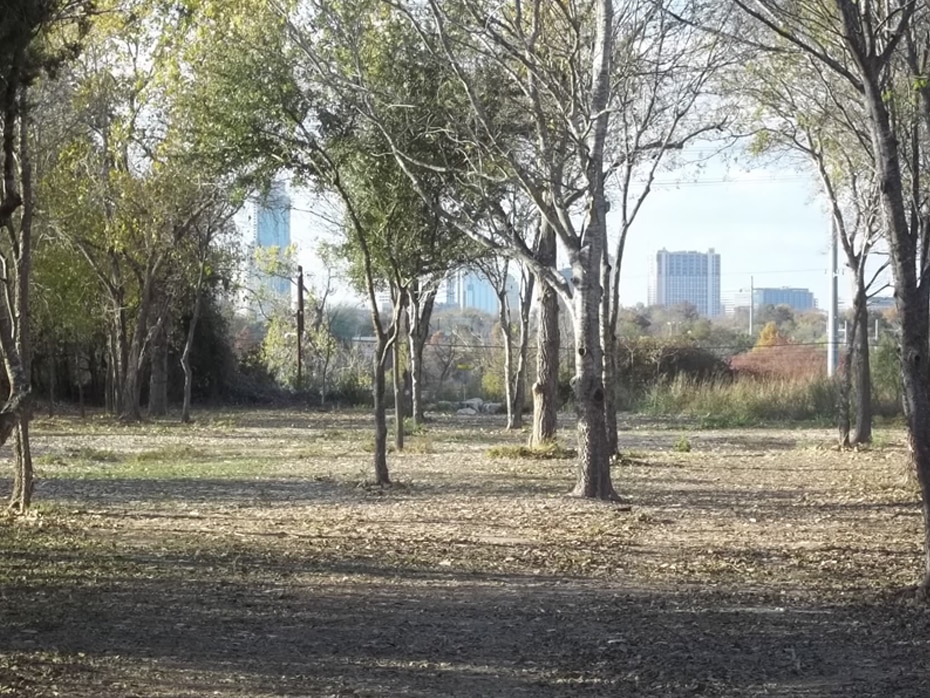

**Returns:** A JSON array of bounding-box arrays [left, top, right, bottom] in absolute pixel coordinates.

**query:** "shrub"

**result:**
[[613, 338, 730, 409]]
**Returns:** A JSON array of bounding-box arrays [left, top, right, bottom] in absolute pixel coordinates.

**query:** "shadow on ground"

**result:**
[[1, 541, 928, 697]]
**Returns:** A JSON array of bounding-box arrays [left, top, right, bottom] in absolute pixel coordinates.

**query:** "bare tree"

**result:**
[[319, 0, 620, 498], [730, 0, 930, 596], [601, 1, 734, 455], [739, 50, 886, 446]]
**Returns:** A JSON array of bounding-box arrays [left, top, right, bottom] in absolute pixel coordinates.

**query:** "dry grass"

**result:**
[[0, 409, 927, 697]]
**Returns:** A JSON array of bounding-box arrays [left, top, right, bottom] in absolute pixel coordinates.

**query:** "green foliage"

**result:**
[[673, 436, 692, 453], [259, 312, 300, 389]]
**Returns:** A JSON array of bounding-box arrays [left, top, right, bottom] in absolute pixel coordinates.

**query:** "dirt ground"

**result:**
[[1, 410, 929, 697]]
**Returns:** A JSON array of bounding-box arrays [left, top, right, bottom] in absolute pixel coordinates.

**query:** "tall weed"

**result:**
[[640, 375, 837, 426]]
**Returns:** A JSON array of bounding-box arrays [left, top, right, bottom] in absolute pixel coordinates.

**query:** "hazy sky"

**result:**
[[614, 167, 837, 309], [285, 162, 883, 311]]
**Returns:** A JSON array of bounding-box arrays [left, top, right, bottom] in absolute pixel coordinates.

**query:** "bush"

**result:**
[[614, 338, 730, 410]]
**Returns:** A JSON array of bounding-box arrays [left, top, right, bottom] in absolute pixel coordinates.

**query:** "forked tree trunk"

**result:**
[[408, 283, 436, 425], [530, 216, 559, 446]]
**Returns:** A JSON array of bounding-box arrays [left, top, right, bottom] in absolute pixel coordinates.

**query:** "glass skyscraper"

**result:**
[[251, 181, 291, 301]]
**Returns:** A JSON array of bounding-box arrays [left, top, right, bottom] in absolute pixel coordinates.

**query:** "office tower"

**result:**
[[440, 267, 505, 316], [752, 287, 816, 312], [250, 180, 291, 302], [648, 248, 722, 317]]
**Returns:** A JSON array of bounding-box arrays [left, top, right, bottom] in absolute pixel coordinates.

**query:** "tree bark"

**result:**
[[836, 314, 855, 449], [392, 291, 407, 451], [120, 270, 158, 421], [408, 281, 436, 425], [851, 285, 872, 445], [602, 243, 618, 455], [373, 337, 391, 486], [570, 0, 615, 500], [181, 266, 205, 424], [508, 270, 534, 429], [1, 86, 34, 512], [569, 247, 615, 499], [858, 56, 930, 593], [498, 284, 516, 429], [530, 215, 559, 446], [147, 323, 168, 416]]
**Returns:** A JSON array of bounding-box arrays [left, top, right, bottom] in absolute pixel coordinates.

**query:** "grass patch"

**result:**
[[405, 437, 435, 454], [486, 441, 576, 460], [131, 445, 210, 463]]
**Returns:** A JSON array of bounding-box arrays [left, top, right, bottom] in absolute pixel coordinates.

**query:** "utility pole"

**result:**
[[748, 275, 754, 338], [296, 265, 305, 389]]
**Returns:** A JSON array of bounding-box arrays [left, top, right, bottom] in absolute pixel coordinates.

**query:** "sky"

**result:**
[[613, 167, 837, 309], [280, 161, 884, 313]]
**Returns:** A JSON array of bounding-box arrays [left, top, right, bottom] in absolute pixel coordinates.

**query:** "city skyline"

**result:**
[[286, 162, 889, 313]]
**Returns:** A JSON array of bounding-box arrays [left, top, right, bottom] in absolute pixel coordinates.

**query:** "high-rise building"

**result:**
[[752, 287, 816, 312], [437, 267, 517, 316], [250, 180, 292, 302], [648, 248, 721, 317]]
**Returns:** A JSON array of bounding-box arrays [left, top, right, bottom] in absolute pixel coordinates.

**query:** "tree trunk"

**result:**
[[104, 343, 114, 414], [9, 421, 33, 512], [373, 337, 391, 486], [568, 248, 615, 500], [570, 0, 615, 500], [181, 276, 205, 424], [858, 60, 930, 593], [601, 244, 619, 456], [120, 342, 144, 421], [498, 286, 516, 429], [148, 324, 168, 417], [851, 285, 872, 445], [393, 296, 406, 452], [530, 215, 559, 446], [508, 270, 534, 429], [836, 319, 855, 449], [1, 88, 34, 513], [408, 282, 436, 425], [120, 274, 156, 421]]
